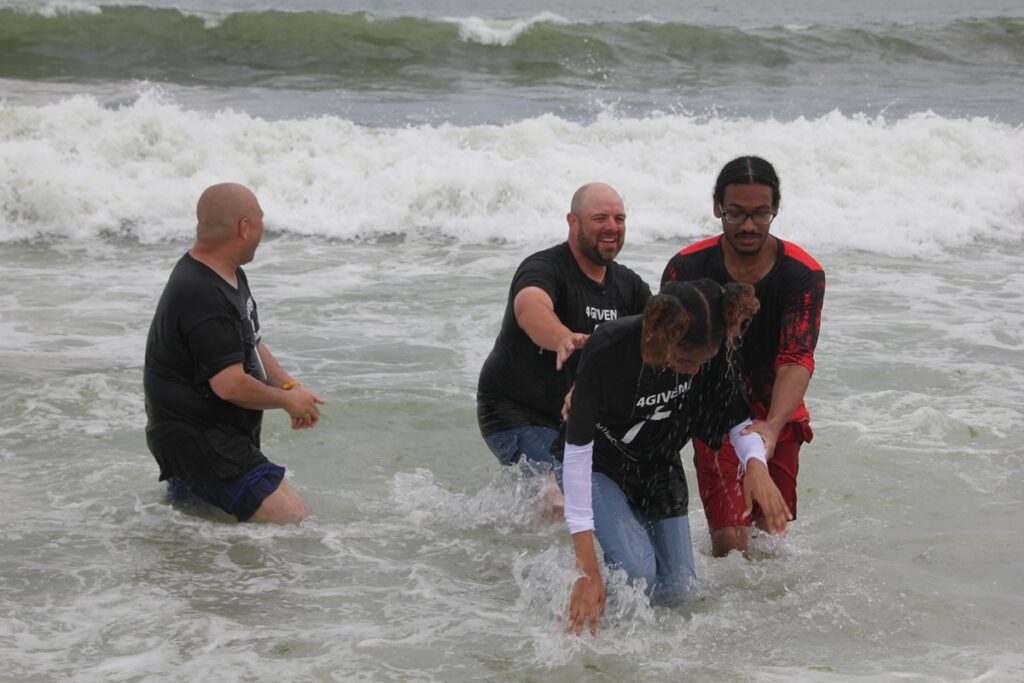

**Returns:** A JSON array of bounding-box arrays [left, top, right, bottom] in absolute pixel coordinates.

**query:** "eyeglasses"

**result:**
[[721, 210, 776, 227]]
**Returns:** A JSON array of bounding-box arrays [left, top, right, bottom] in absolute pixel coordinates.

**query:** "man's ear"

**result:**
[[566, 212, 579, 235], [712, 200, 722, 219], [238, 216, 251, 238]]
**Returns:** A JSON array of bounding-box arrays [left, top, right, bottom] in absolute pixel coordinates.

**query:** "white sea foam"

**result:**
[[443, 12, 571, 46], [178, 8, 228, 29], [388, 466, 562, 533], [4, 0, 216, 24], [1, 92, 1020, 255], [7, 0, 101, 16]]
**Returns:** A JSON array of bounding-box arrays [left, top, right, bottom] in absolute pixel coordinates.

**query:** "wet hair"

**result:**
[[643, 279, 759, 359], [713, 156, 781, 208]]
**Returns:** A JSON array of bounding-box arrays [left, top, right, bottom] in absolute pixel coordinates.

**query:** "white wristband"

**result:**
[[562, 440, 594, 534], [730, 419, 767, 472]]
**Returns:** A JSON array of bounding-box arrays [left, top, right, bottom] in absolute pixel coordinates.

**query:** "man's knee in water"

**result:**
[[711, 525, 749, 557], [482, 426, 557, 469], [249, 479, 310, 524], [167, 461, 302, 523]]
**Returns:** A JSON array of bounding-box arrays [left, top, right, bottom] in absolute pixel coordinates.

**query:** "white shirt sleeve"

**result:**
[[729, 418, 767, 471], [562, 440, 595, 534]]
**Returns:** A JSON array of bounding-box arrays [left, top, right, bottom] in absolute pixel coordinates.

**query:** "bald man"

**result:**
[[476, 183, 651, 509], [144, 183, 324, 524]]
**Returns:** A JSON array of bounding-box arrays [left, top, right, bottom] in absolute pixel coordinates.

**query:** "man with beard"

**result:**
[[662, 156, 825, 557], [477, 183, 651, 512]]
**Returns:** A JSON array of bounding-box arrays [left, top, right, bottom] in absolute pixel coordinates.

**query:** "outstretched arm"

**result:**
[[567, 530, 605, 636], [513, 286, 588, 370], [740, 363, 810, 458], [563, 440, 605, 636], [743, 272, 824, 456]]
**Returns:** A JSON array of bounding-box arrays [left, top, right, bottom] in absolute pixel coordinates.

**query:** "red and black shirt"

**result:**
[[662, 235, 824, 423]]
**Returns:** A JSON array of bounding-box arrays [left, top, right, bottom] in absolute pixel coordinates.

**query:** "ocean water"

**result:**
[[1, 1, 1023, 681]]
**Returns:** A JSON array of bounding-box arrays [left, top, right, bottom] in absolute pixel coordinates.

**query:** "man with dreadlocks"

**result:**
[[662, 156, 826, 558]]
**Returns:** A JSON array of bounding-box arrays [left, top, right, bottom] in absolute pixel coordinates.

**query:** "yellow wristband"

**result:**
[[282, 380, 300, 391]]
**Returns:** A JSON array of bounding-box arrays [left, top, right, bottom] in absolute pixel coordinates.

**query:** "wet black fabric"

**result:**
[[144, 253, 269, 485], [562, 315, 750, 519], [662, 235, 825, 420], [477, 242, 650, 434]]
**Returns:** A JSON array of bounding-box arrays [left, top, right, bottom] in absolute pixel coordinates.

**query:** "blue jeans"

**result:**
[[590, 472, 695, 606], [482, 425, 559, 470]]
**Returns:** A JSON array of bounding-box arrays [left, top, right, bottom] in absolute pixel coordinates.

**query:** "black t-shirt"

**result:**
[[477, 242, 651, 434], [144, 253, 269, 485], [563, 316, 751, 518], [662, 235, 825, 422]]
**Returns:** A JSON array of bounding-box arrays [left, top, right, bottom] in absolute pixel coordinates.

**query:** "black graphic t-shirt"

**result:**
[[563, 315, 751, 518], [144, 253, 268, 485], [477, 242, 651, 435]]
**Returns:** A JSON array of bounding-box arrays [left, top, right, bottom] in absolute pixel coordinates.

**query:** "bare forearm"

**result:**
[[566, 528, 606, 636], [767, 364, 811, 429], [210, 362, 324, 428], [516, 301, 572, 351], [213, 371, 293, 411], [257, 342, 295, 388], [571, 531, 601, 577]]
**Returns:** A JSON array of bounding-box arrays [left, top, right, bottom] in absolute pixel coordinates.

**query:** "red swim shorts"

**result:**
[[694, 421, 813, 532]]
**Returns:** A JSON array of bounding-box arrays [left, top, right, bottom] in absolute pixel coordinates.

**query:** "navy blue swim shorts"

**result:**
[[167, 461, 286, 521]]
